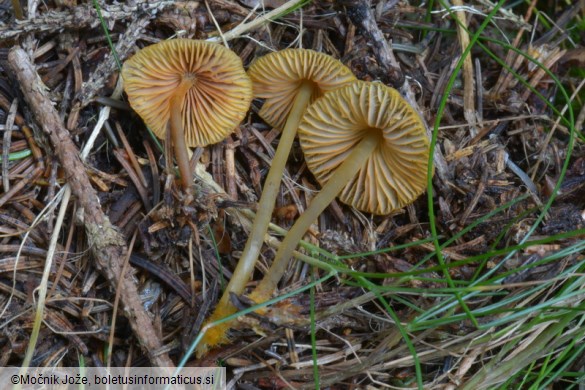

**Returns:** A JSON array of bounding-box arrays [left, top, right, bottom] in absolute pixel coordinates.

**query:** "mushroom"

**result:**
[[122, 39, 252, 190], [249, 80, 430, 303], [197, 49, 355, 355]]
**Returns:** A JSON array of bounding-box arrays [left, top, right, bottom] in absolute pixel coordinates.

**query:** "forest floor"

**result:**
[[1, 0, 584, 388]]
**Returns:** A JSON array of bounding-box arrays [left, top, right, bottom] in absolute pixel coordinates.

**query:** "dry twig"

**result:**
[[78, 14, 154, 107], [0, 1, 174, 40], [344, 0, 450, 185], [7, 47, 174, 368]]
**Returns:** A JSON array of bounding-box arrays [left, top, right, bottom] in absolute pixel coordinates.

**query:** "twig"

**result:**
[[444, 349, 481, 390], [8, 47, 174, 368], [113, 149, 151, 211], [530, 77, 585, 180], [475, 58, 483, 123], [344, 0, 398, 68], [2, 99, 18, 193], [0, 1, 175, 40], [225, 137, 237, 199], [344, 0, 450, 185], [0, 165, 43, 209], [503, 149, 538, 195], [208, 0, 251, 17], [107, 230, 137, 368], [492, 0, 538, 98], [115, 122, 148, 188], [78, 14, 154, 107]]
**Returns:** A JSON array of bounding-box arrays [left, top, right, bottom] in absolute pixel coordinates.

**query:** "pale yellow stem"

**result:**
[[250, 132, 380, 303], [170, 77, 195, 190]]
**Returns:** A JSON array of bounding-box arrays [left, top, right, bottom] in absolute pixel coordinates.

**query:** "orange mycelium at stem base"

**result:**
[[196, 49, 356, 357], [122, 39, 252, 189], [249, 80, 431, 305]]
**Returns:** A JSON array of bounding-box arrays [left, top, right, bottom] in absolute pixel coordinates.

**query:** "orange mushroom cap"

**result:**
[[298, 81, 430, 215], [122, 39, 252, 147], [247, 48, 356, 130]]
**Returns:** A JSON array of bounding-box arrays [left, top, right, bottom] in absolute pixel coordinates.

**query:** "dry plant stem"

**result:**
[[8, 47, 174, 368], [170, 78, 195, 190], [493, 0, 537, 98], [451, 0, 477, 134], [206, 0, 307, 43], [107, 230, 138, 369], [20, 186, 71, 370], [461, 313, 577, 389], [197, 81, 313, 353], [250, 132, 379, 302]]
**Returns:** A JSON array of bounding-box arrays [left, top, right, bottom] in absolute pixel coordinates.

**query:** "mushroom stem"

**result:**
[[200, 81, 314, 331], [249, 131, 380, 303], [170, 78, 195, 190]]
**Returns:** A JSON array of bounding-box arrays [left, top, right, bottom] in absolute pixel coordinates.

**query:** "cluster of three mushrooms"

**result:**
[[122, 41, 429, 355]]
